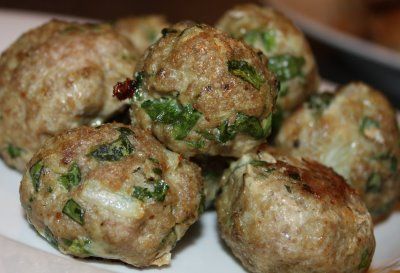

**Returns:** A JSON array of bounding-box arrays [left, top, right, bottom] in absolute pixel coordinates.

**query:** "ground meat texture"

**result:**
[[216, 4, 319, 116], [128, 21, 278, 158], [113, 15, 169, 54], [276, 82, 400, 221], [216, 148, 375, 273], [19, 123, 203, 267], [0, 20, 139, 172]]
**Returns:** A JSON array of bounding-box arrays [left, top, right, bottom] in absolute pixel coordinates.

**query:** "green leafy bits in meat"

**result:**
[[90, 127, 134, 161], [59, 162, 81, 191], [366, 173, 382, 193], [268, 54, 305, 82], [63, 237, 91, 255], [141, 98, 201, 140], [44, 227, 58, 248], [307, 93, 334, 116], [243, 29, 276, 52], [7, 144, 23, 158], [359, 117, 380, 137], [358, 249, 372, 270], [228, 60, 265, 89], [132, 180, 169, 202], [216, 113, 272, 143], [62, 199, 85, 225], [30, 161, 44, 192]]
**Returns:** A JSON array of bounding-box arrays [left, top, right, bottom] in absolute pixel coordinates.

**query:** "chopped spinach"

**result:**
[[243, 29, 276, 52], [59, 162, 81, 191], [307, 93, 334, 116], [268, 54, 305, 82], [62, 199, 85, 225], [249, 160, 268, 167], [360, 117, 380, 137], [186, 139, 206, 149], [132, 180, 169, 202], [63, 237, 91, 255], [7, 144, 23, 158], [215, 113, 272, 143], [44, 227, 58, 248], [152, 167, 162, 176], [366, 173, 382, 193], [141, 98, 201, 140], [30, 161, 44, 192], [228, 60, 265, 89], [89, 127, 134, 161]]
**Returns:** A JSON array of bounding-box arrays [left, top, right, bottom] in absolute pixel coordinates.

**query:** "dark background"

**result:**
[[0, 0, 397, 104]]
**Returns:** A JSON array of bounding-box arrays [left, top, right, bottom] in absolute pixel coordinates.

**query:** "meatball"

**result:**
[[276, 82, 400, 220], [216, 4, 319, 115], [0, 20, 139, 172], [217, 146, 375, 273], [121, 21, 278, 158], [113, 15, 169, 54], [19, 123, 203, 267]]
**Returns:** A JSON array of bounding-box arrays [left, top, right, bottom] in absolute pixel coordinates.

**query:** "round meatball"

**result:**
[[124, 21, 278, 158], [114, 15, 169, 54], [217, 146, 375, 273], [276, 82, 400, 220], [0, 20, 139, 172], [19, 123, 203, 267], [216, 4, 319, 115]]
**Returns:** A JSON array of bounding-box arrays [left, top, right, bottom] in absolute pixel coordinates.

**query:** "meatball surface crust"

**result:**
[[0, 20, 139, 172], [216, 4, 319, 115], [276, 82, 400, 220], [217, 147, 375, 273], [128, 22, 278, 158], [113, 15, 169, 54], [19, 123, 203, 267]]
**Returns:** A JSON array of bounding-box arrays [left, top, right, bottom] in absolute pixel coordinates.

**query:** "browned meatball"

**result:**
[[217, 146, 375, 273], [19, 123, 203, 267], [121, 22, 278, 158], [113, 15, 169, 54], [0, 20, 139, 172], [216, 4, 319, 115], [276, 82, 400, 220]]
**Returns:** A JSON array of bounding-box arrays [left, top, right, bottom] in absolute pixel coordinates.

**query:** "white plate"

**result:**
[[0, 9, 400, 273]]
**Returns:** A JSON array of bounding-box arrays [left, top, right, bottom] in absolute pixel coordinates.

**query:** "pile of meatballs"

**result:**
[[1, 4, 399, 273]]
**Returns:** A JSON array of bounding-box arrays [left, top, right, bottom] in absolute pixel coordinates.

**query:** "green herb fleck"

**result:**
[[133, 71, 145, 101], [372, 152, 398, 174], [7, 144, 23, 159], [307, 93, 334, 116], [228, 60, 265, 89], [358, 249, 371, 270], [62, 199, 85, 225], [360, 117, 380, 136], [366, 173, 382, 193], [132, 180, 169, 202], [268, 54, 305, 82], [30, 161, 44, 192], [141, 98, 201, 140], [44, 227, 58, 248], [215, 113, 271, 143], [148, 157, 159, 164], [153, 168, 162, 176], [250, 160, 267, 167], [90, 127, 134, 161], [59, 162, 81, 191], [243, 29, 276, 52], [47, 187, 53, 193], [63, 237, 91, 255], [186, 139, 206, 149]]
